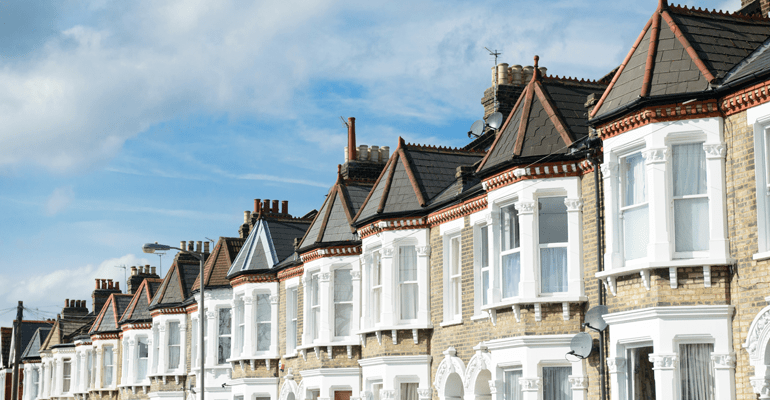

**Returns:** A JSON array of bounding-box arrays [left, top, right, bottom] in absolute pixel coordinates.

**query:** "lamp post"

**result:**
[[143, 242, 206, 400]]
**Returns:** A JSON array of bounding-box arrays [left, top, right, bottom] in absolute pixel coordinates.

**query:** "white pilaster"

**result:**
[[515, 201, 536, 298], [704, 143, 729, 259], [649, 353, 677, 399], [643, 148, 671, 262]]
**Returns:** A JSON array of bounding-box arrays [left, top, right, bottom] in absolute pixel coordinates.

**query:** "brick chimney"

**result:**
[[481, 60, 546, 120], [62, 298, 89, 318], [339, 117, 388, 181], [739, 0, 769, 16], [92, 278, 122, 314], [127, 264, 161, 295]]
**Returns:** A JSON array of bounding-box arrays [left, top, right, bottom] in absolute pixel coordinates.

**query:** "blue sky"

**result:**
[[0, 0, 740, 326]]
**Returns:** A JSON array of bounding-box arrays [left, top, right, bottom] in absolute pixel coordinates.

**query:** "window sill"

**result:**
[[595, 257, 733, 294], [754, 251, 770, 261], [283, 351, 298, 359], [356, 323, 433, 335], [439, 320, 462, 327], [297, 339, 359, 351], [481, 295, 587, 311], [471, 314, 489, 321]]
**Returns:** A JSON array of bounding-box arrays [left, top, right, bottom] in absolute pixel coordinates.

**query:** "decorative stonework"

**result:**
[[416, 389, 431, 399], [380, 390, 396, 400], [649, 354, 677, 370], [600, 162, 617, 178], [433, 347, 466, 392], [751, 378, 770, 399], [564, 198, 583, 212], [642, 148, 667, 163], [606, 358, 626, 373], [320, 273, 331, 282], [270, 295, 278, 304], [568, 376, 588, 390], [416, 246, 431, 256], [351, 271, 361, 280], [704, 143, 726, 159], [745, 305, 770, 361], [463, 346, 491, 390], [515, 201, 536, 215], [382, 246, 395, 258], [518, 378, 541, 392], [206, 311, 216, 320], [711, 353, 736, 369], [243, 297, 253, 305]]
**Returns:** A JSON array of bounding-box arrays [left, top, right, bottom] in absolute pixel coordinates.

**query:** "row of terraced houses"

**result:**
[[6, 1, 770, 399]]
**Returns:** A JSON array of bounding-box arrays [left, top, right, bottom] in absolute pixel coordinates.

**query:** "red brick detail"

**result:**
[[278, 265, 304, 281], [90, 333, 120, 341], [427, 195, 488, 226], [149, 307, 186, 318], [721, 79, 770, 116], [482, 160, 594, 192], [301, 245, 362, 263], [229, 273, 279, 288], [358, 217, 429, 239], [120, 323, 151, 332], [597, 100, 721, 139]]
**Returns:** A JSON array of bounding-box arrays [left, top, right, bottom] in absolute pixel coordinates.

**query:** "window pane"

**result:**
[[502, 253, 520, 298], [623, 153, 647, 206], [62, 360, 71, 393], [675, 197, 710, 252], [218, 337, 231, 364], [624, 205, 649, 260], [257, 294, 272, 351], [451, 238, 460, 275], [103, 346, 113, 386], [482, 270, 489, 305], [673, 143, 707, 196], [400, 246, 417, 281], [539, 197, 568, 244], [502, 205, 520, 250], [481, 225, 489, 268], [543, 367, 571, 400], [257, 294, 271, 322], [218, 308, 232, 364], [168, 321, 180, 369], [541, 247, 568, 293], [257, 323, 271, 351], [401, 383, 418, 400], [334, 269, 353, 302], [138, 339, 148, 380], [312, 274, 320, 305], [335, 303, 353, 336], [219, 308, 232, 335], [401, 283, 418, 320], [680, 343, 714, 400], [504, 370, 522, 400]]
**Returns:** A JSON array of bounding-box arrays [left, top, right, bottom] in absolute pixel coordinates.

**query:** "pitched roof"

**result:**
[[20, 327, 52, 361], [227, 213, 311, 277], [9, 321, 54, 363], [591, 0, 770, 120], [298, 168, 374, 253], [89, 294, 132, 334], [476, 59, 606, 175], [40, 315, 95, 351], [149, 253, 201, 309], [192, 237, 245, 291], [354, 140, 484, 224], [721, 37, 770, 85], [119, 278, 163, 324]]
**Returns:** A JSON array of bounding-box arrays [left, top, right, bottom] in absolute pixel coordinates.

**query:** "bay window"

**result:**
[[30, 368, 39, 398], [621, 152, 648, 260], [218, 308, 232, 364], [500, 204, 521, 299], [256, 294, 271, 352], [399, 246, 418, 321], [62, 359, 71, 393], [310, 274, 321, 340], [334, 269, 353, 337], [369, 250, 382, 325], [102, 345, 114, 387], [286, 287, 298, 353], [672, 143, 709, 255], [538, 196, 568, 294], [168, 322, 180, 370], [137, 338, 149, 381]]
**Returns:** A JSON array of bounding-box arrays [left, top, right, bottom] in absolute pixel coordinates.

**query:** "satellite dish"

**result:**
[[468, 120, 485, 138], [487, 112, 504, 130], [584, 305, 609, 332], [569, 332, 594, 359]]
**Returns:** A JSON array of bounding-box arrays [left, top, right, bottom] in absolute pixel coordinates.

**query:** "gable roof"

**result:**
[[120, 277, 163, 324], [192, 237, 245, 291], [227, 213, 312, 278], [149, 253, 201, 310], [20, 327, 52, 361], [40, 315, 95, 351], [476, 58, 606, 175], [721, 37, 770, 85], [591, 0, 770, 120], [90, 294, 132, 334], [9, 321, 54, 363], [353, 139, 484, 224], [298, 168, 374, 253]]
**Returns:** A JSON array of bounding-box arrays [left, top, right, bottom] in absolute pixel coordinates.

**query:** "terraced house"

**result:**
[[17, 0, 770, 399]]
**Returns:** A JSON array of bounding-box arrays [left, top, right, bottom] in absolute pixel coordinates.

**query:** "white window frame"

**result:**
[[102, 345, 114, 388], [619, 149, 649, 262], [499, 201, 521, 300], [236, 300, 245, 356], [136, 336, 149, 382], [535, 194, 569, 296], [368, 248, 383, 327], [62, 359, 72, 394], [285, 284, 298, 356], [255, 292, 272, 353], [472, 217, 493, 319], [397, 243, 419, 324], [167, 321, 181, 371], [750, 103, 770, 259], [441, 218, 464, 325], [308, 272, 321, 341], [669, 140, 710, 259], [333, 267, 354, 339]]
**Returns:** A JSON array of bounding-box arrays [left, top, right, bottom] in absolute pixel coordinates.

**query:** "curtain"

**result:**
[[543, 367, 571, 400], [237, 305, 245, 355], [673, 144, 709, 252], [504, 370, 522, 400], [335, 269, 353, 336], [400, 246, 418, 320], [256, 294, 271, 351], [624, 153, 647, 206], [168, 321, 180, 369], [401, 383, 418, 400], [541, 247, 568, 293], [680, 343, 714, 400], [501, 205, 520, 251], [62, 360, 71, 393], [502, 253, 520, 298], [623, 153, 649, 260]]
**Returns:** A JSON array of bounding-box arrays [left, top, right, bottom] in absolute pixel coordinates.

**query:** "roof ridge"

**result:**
[[668, 3, 770, 21], [543, 75, 607, 85], [403, 142, 485, 154]]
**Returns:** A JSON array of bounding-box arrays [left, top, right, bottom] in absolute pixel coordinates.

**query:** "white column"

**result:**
[[206, 310, 217, 367], [601, 160, 622, 269], [270, 294, 279, 355], [704, 144, 729, 259], [95, 348, 103, 390], [55, 359, 62, 396], [711, 353, 736, 400], [359, 254, 369, 330], [417, 242, 430, 323], [644, 148, 671, 262], [515, 201, 536, 298], [606, 358, 626, 400], [351, 269, 362, 334], [565, 198, 584, 297], [72, 353, 80, 393], [649, 353, 677, 399], [127, 338, 137, 385], [518, 377, 540, 400], [488, 380, 502, 400], [319, 271, 332, 342], [157, 323, 167, 373], [568, 375, 588, 400], [243, 296, 253, 356], [381, 244, 395, 326]]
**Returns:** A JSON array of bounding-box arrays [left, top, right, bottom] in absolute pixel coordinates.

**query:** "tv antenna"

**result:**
[[115, 265, 127, 291], [484, 47, 503, 112], [155, 252, 166, 277], [340, 116, 349, 129]]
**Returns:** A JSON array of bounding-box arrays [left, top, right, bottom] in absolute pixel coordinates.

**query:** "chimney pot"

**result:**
[[358, 145, 368, 161], [254, 199, 260, 213], [181, 241, 187, 251], [511, 65, 522, 85], [263, 199, 270, 213], [151, 267, 156, 275], [95, 279, 100, 289], [272, 200, 279, 214], [348, 117, 356, 162], [65, 299, 70, 308], [101, 279, 107, 289], [244, 211, 251, 224], [131, 266, 138, 276], [380, 146, 390, 161], [496, 63, 509, 85], [538, 67, 547, 77], [145, 264, 150, 273], [370, 146, 379, 162], [204, 241, 210, 254], [281, 200, 288, 215], [115, 282, 120, 291], [188, 241, 194, 251], [108, 280, 114, 289], [196, 241, 202, 253], [522, 66, 534, 83]]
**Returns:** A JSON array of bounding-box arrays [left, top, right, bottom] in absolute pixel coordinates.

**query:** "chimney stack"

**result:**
[[281, 201, 288, 215], [348, 117, 356, 162]]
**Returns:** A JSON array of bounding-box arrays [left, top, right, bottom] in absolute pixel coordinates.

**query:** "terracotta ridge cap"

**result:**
[[543, 75, 607, 85], [398, 147, 427, 207], [403, 142, 485, 154], [668, 3, 770, 21]]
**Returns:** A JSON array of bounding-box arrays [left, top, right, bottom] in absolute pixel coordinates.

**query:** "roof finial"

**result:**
[[398, 136, 405, 149], [532, 55, 540, 82], [658, 0, 667, 10]]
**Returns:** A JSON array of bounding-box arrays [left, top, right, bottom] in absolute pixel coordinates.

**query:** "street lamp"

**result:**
[[143, 242, 207, 400]]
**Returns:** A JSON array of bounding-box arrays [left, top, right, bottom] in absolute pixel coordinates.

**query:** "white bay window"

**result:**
[[334, 269, 353, 337], [167, 321, 180, 370], [398, 246, 418, 322], [501, 204, 521, 299], [621, 152, 648, 261], [256, 294, 271, 351], [672, 143, 709, 255]]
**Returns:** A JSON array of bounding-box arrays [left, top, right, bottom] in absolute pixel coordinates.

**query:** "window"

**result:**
[[30, 368, 39, 399], [369, 250, 382, 325], [237, 302, 245, 355], [137, 337, 149, 381], [218, 308, 232, 364], [286, 287, 298, 353], [672, 143, 709, 254], [500, 204, 521, 298], [372, 383, 383, 400], [621, 152, 648, 260], [503, 369, 522, 400], [310, 273, 321, 340], [168, 322, 180, 370], [256, 294, 271, 352], [626, 346, 654, 400], [542, 367, 570, 400], [86, 351, 92, 389], [122, 340, 128, 381], [203, 316, 208, 365], [102, 345, 114, 387], [399, 245, 418, 321], [62, 359, 71, 393], [446, 235, 462, 321], [538, 197, 568, 294], [400, 383, 417, 400], [153, 328, 159, 374], [680, 343, 714, 400], [334, 269, 353, 336], [480, 226, 490, 306], [191, 322, 198, 367]]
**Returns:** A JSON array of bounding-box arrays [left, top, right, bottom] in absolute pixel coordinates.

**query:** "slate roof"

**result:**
[[20, 327, 51, 361], [149, 253, 201, 310], [40, 315, 95, 351], [297, 169, 374, 253], [591, 0, 770, 120], [354, 139, 484, 224], [9, 321, 54, 363], [721, 37, 770, 85], [90, 294, 132, 334], [192, 237, 245, 291], [119, 278, 163, 324], [476, 59, 606, 175], [227, 212, 312, 277]]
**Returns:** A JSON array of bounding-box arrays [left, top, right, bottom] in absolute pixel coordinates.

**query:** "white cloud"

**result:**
[[46, 185, 74, 215]]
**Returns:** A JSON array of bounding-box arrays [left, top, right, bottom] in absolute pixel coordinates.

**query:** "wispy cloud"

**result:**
[[46, 185, 75, 215]]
